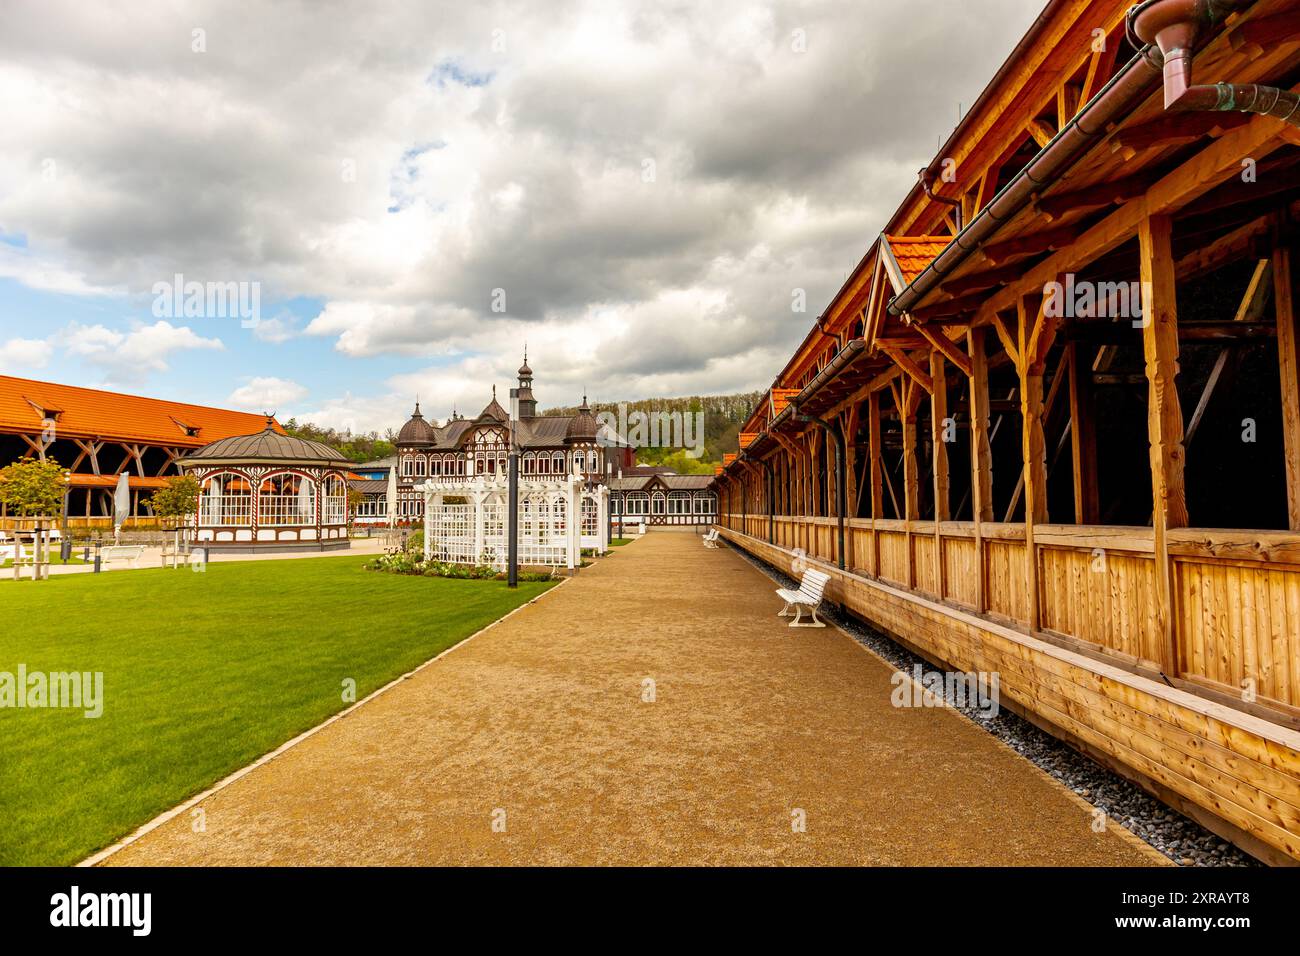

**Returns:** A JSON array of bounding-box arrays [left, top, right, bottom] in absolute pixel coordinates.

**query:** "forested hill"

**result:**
[[543, 392, 762, 471]]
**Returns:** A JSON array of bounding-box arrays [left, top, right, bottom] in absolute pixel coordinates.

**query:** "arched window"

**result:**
[[259, 473, 316, 526], [668, 491, 691, 515], [199, 472, 252, 526], [651, 491, 666, 515], [588, 450, 598, 473], [414, 457, 426, 477], [626, 492, 649, 515], [537, 454, 550, 474], [323, 474, 348, 524], [552, 452, 564, 473], [401, 457, 413, 477], [694, 493, 717, 514], [572, 451, 584, 473], [523, 452, 534, 474]]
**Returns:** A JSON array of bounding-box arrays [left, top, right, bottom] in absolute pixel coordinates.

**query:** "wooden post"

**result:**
[[1018, 291, 1055, 633], [868, 390, 883, 578], [1067, 342, 1101, 525], [1274, 242, 1300, 531], [930, 350, 949, 599], [968, 327, 994, 612], [1139, 212, 1189, 676], [901, 382, 920, 589]]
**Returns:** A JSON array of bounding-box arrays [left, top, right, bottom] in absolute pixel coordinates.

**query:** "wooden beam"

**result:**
[[1110, 111, 1249, 160], [901, 381, 921, 523], [939, 262, 1028, 297], [1026, 118, 1055, 149], [1017, 293, 1049, 633], [1035, 169, 1158, 220], [968, 328, 993, 613], [868, 390, 884, 525], [1185, 260, 1272, 447], [930, 350, 950, 522], [1275, 242, 1300, 532], [1061, 320, 1276, 344], [1227, 9, 1300, 58], [917, 325, 973, 377], [909, 292, 988, 323], [1067, 343, 1100, 524], [991, 311, 1021, 366], [882, 347, 934, 394], [981, 100, 1297, 319], [1139, 212, 1188, 677], [982, 223, 1082, 265]]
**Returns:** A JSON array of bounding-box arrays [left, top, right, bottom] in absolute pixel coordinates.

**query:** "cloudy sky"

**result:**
[[0, 0, 1042, 434]]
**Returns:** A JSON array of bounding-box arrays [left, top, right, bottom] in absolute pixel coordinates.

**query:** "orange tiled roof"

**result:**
[[881, 235, 950, 292], [0, 375, 282, 448]]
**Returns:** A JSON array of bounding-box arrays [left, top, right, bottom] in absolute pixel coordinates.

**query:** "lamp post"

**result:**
[[61, 470, 72, 563], [507, 387, 520, 588]]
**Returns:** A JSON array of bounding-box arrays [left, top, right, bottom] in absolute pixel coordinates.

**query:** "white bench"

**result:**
[[101, 545, 146, 568], [776, 568, 830, 628], [703, 528, 720, 548]]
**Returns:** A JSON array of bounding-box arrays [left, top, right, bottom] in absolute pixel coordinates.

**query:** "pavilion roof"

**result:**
[[0, 375, 280, 448]]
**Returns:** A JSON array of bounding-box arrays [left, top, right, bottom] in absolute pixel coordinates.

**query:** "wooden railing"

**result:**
[[719, 513, 1300, 716]]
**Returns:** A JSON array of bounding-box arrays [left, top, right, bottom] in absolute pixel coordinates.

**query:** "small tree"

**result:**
[[0, 457, 65, 517], [347, 488, 365, 529], [149, 475, 201, 527]]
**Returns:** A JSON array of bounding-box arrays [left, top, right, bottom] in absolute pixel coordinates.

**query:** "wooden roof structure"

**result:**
[[716, 0, 1300, 865]]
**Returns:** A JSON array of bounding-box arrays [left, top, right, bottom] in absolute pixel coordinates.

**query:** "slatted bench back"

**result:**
[[799, 569, 829, 603]]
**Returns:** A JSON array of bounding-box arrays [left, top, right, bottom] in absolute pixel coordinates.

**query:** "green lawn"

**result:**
[[609, 538, 635, 546], [0, 556, 554, 865]]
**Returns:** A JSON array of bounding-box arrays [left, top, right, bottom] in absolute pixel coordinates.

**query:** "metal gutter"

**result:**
[[889, 40, 1168, 317]]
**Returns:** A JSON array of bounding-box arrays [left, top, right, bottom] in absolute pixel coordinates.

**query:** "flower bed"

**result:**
[[366, 551, 555, 582]]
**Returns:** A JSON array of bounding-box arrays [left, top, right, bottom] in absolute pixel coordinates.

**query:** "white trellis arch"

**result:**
[[417, 473, 607, 570]]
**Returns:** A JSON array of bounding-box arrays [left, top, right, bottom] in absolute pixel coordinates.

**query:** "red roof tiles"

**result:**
[[0, 375, 282, 448], [881, 235, 951, 292]]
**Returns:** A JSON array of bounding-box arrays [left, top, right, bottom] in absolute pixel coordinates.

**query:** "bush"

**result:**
[[406, 529, 424, 553]]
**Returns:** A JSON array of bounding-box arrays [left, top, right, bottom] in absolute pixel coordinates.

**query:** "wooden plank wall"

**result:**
[[717, 525, 1300, 865]]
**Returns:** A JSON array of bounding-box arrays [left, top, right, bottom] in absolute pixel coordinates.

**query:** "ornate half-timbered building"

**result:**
[[388, 356, 634, 522]]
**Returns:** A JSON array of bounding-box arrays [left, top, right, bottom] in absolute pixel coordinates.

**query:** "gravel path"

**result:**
[[103, 531, 1163, 866], [731, 546, 1258, 867]]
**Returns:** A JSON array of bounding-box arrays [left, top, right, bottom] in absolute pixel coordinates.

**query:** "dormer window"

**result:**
[[170, 416, 201, 438], [24, 397, 63, 422]]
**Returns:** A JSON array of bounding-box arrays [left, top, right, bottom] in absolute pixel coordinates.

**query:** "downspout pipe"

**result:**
[[1129, 0, 1299, 125], [919, 167, 963, 230], [792, 403, 847, 570]]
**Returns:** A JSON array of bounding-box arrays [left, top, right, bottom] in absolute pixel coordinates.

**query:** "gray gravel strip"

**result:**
[[733, 545, 1259, 867]]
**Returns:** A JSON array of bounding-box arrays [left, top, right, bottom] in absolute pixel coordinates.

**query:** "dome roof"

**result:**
[[565, 397, 598, 443], [397, 403, 436, 446], [184, 420, 350, 467], [476, 388, 509, 423]]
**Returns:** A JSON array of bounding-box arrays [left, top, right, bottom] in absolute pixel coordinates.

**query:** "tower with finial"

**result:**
[[516, 347, 537, 418]]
